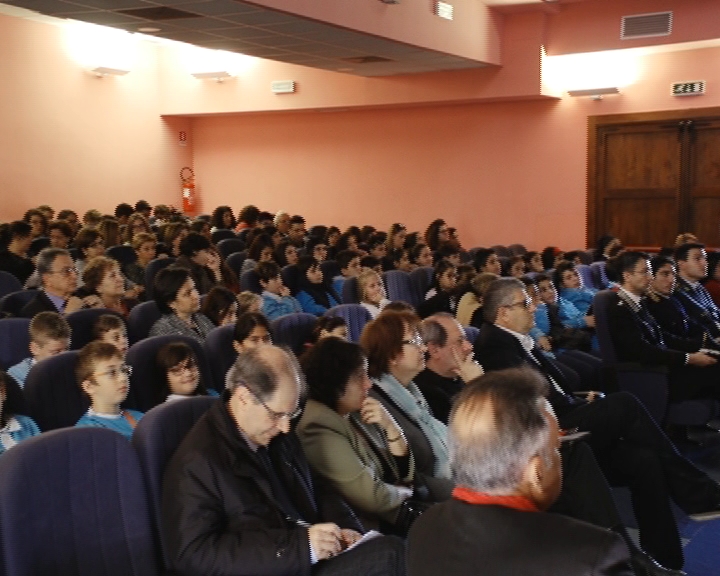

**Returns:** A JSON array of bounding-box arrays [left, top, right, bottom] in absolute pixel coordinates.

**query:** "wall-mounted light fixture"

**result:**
[[91, 66, 130, 78], [567, 87, 619, 100], [191, 71, 234, 82]]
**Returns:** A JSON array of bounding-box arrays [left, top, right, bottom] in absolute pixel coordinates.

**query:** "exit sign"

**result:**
[[672, 81, 705, 96]]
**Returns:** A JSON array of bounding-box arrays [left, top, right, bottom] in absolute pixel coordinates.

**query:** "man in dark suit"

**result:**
[[162, 345, 405, 576], [19, 248, 89, 318], [408, 367, 634, 576], [473, 277, 720, 573], [674, 242, 720, 339]]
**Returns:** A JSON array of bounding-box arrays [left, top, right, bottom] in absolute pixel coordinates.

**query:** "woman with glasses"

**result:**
[[150, 267, 215, 343], [360, 311, 454, 502], [154, 342, 216, 405], [297, 337, 415, 530]]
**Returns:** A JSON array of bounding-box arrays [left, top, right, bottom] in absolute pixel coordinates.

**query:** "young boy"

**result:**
[[75, 341, 143, 440], [256, 261, 302, 321], [332, 250, 361, 297], [93, 314, 129, 356], [7, 311, 70, 388]]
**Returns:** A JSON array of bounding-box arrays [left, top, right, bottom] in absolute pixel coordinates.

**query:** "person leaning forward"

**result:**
[[161, 344, 406, 576]]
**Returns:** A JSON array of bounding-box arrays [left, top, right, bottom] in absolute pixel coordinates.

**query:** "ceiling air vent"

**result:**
[[341, 56, 393, 64], [621, 11, 672, 40], [117, 7, 199, 21]]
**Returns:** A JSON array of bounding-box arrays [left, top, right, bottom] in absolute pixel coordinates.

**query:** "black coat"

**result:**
[[19, 290, 59, 318], [161, 398, 361, 576], [408, 499, 633, 576]]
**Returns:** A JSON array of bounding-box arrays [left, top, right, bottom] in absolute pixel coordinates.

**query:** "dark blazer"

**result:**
[[19, 291, 60, 318], [645, 292, 713, 349], [413, 368, 462, 425], [161, 397, 361, 576], [673, 277, 720, 339], [408, 499, 633, 576]]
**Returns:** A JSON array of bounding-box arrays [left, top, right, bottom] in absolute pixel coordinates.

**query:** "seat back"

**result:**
[[225, 252, 246, 281], [590, 261, 609, 289], [0, 290, 37, 317], [0, 271, 22, 299], [203, 324, 236, 390], [324, 304, 372, 343], [144, 258, 175, 300], [341, 276, 360, 304], [0, 317, 31, 370], [211, 229, 237, 244], [576, 264, 596, 291], [409, 266, 433, 304], [131, 396, 216, 570], [0, 428, 159, 576], [106, 245, 137, 267], [66, 308, 126, 350], [281, 265, 302, 296], [28, 236, 50, 257], [239, 269, 262, 294], [216, 238, 246, 260], [23, 351, 87, 431], [382, 270, 418, 307], [320, 260, 340, 283], [125, 335, 214, 413], [126, 300, 162, 344], [270, 312, 318, 356], [463, 325, 480, 345]]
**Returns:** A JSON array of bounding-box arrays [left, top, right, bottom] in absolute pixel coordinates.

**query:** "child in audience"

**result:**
[[437, 244, 461, 267], [507, 255, 526, 278], [360, 255, 382, 274], [307, 316, 348, 345], [410, 243, 434, 268], [523, 251, 544, 273], [154, 341, 215, 404], [332, 250, 362, 297], [554, 260, 597, 316], [418, 260, 458, 318], [0, 371, 40, 455], [357, 269, 390, 319], [534, 274, 594, 351], [391, 248, 413, 272], [296, 255, 341, 316], [256, 261, 302, 321], [232, 312, 272, 354], [7, 311, 70, 388], [236, 291, 262, 316], [75, 341, 142, 440], [92, 314, 129, 356], [200, 286, 238, 327]]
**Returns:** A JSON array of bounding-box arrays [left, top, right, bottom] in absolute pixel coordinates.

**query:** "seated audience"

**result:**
[[534, 273, 594, 351], [209, 205, 236, 232], [554, 260, 597, 316], [82, 209, 103, 230], [418, 260, 457, 319], [456, 272, 496, 328], [673, 242, 720, 340], [0, 371, 41, 455], [0, 220, 34, 285], [287, 215, 307, 248], [19, 248, 90, 318], [332, 250, 362, 296], [76, 256, 139, 317], [325, 226, 341, 258], [357, 269, 390, 319], [154, 341, 216, 404], [241, 233, 275, 274], [8, 311, 70, 388], [390, 247, 413, 272], [190, 218, 211, 241], [335, 231, 359, 254], [23, 208, 47, 239], [410, 243, 434, 268], [57, 209, 80, 234], [297, 337, 414, 529], [174, 232, 215, 295], [234, 204, 259, 233], [473, 248, 502, 276], [122, 212, 152, 244], [73, 227, 106, 278], [307, 316, 348, 345], [236, 290, 262, 316], [360, 255, 382, 274], [93, 313, 129, 356], [305, 236, 329, 264], [424, 219, 450, 252], [541, 246, 564, 270], [595, 235, 622, 262], [507, 255, 526, 278], [162, 221, 190, 258], [386, 223, 407, 262], [200, 286, 238, 327], [232, 312, 272, 354], [114, 203, 133, 226], [122, 232, 157, 288], [257, 261, 302, 320], [296, 255, 341, 316], [149, 267, 215, 342], [703, 251, 720, 307], [97, 218, 121, 249], [274, 239, 299, 268], [523, 250, 544, 273], [436, 244, 461, 268], [75, 341, 143, 440], [47, 220, 73, 249], [407, 368, 634, 576], [161, 345, 406, 576], [414, 313, 484, 424], [360, 311, 454, 501], [474, 276, 720, 571]]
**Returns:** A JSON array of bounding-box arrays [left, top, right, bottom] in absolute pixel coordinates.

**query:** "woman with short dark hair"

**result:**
[[174, 232, 215, 295], [0, 221, 34, 285], [154, 342, 214, 406]]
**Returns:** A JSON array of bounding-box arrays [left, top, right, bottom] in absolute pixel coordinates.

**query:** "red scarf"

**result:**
[[452, 486, 539, 513]]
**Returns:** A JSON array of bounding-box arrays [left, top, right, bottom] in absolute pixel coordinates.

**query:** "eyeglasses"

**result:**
[[48, 266, 79, 277], [503, 299, 532, 310], [93, 364, 132, 380], [247, 386, 302, 422], [402, 334, 425, 348], [168, 361, 198, 375]]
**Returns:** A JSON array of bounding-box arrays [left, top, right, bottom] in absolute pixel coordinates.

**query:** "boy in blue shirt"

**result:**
[[257, 261, 302, 321], [7, 311, 70, 388], [75, 341, 143, 440]]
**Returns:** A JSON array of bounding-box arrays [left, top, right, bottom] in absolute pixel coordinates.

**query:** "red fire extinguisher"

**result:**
[[181, 167, 197, 216]]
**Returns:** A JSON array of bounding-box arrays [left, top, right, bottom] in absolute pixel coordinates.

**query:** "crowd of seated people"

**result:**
[[5, 201, 720, 575]]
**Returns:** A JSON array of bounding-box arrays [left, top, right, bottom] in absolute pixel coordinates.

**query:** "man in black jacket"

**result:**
[[473, 277, 720, 573], [161, 345, 405, 576]]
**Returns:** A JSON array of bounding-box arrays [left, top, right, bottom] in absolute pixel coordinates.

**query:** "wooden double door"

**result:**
[[588, 108, 720, 248]]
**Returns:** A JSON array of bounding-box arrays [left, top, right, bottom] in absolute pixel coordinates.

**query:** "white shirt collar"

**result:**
[[87, 407, 122, 419], [166, 394, 190, 402], [0, 416, 21, 434], [619, 286, 642, 306], [496, 324, 535, 353]]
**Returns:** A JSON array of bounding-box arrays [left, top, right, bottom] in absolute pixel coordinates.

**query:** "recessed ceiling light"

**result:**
[[138, 26, 161, 33]]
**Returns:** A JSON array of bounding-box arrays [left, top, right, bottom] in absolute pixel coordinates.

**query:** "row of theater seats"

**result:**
[[0, 397, 215, 576]]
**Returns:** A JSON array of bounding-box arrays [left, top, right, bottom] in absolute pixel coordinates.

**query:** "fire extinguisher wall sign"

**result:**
[[181, 167, 196, 216]]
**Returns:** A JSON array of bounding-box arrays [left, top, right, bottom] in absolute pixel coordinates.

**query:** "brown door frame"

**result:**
[[587, 106, 720, 248]]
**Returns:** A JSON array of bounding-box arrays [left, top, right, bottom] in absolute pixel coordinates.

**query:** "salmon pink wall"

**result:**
[[0, 14, 192, 222]]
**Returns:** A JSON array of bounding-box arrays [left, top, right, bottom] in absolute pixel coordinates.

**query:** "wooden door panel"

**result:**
[[604, 198, 677, 246], [689, 125, 720, 245], [604, 131, 679, 190], [692, 198, 720, 246]]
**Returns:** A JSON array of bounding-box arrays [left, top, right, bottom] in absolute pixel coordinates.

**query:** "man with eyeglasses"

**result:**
[[162, 345, 406, 576], [20, 247, 97, 318], [474, 277, 720, 575]]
